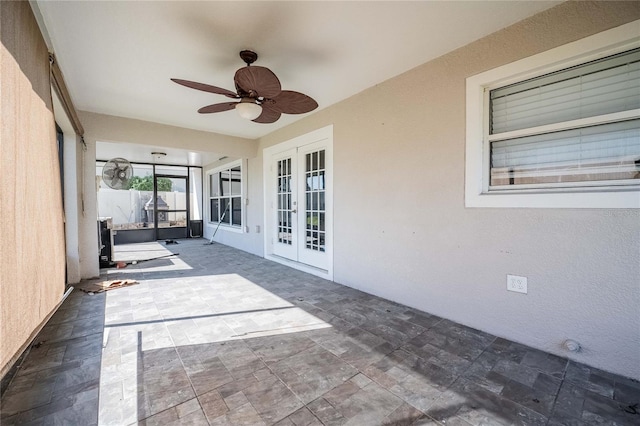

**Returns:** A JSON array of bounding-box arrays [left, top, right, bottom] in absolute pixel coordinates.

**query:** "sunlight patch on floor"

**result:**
[[98, 273, 331, 424]]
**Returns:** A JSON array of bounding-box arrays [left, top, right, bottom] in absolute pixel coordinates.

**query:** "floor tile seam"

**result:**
[[409, 412, 445, 426], [452, 339, 496, 380], [325, 367, 435, 425], [8, 342, 71, 376], [9, 384, 101, 425], [45, 311, 99, 326], [0, 387, 57, 420], [445, 347, 566, 420], [258, 351, 340, 424], [32, 329, 105, 347], [242, 337, 317, 370], [136, 396, 211, 426], [454, 374, 555, 423], [404, 317, 445, 332], [546, 367, 570, 422], [359, 367, 437, 419], [14, 345, 105, 380], [163, 320, 212, 424]]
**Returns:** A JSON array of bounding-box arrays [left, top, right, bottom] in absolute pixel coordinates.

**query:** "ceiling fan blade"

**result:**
[[198, 102, 239, 114], [252, 105, 281, 124], [171, 78, 238, 98], [235, 66, 281, 98], [269, 90, 318, 114]]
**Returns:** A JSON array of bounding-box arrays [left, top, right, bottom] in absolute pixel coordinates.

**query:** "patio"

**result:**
[[1, 240, 638, 425]]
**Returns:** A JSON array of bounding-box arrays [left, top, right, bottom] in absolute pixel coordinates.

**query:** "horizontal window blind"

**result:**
[[490, 48, 640, 134], [490, 119, 640, 187]]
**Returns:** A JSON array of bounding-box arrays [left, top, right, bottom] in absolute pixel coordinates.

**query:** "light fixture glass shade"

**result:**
[[236, 102, 262, 120]]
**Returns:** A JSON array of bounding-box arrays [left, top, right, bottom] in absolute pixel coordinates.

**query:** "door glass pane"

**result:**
[[156, 177, 187, 229], [277, 158, 292, 245], [303, 149, 326, 252]]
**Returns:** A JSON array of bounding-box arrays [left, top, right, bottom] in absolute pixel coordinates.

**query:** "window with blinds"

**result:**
[[488, 48, 640, 189]]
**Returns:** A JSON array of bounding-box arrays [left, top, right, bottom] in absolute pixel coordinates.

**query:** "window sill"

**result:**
[[206, 223, 244, 234], [465, 187, 640, 209]]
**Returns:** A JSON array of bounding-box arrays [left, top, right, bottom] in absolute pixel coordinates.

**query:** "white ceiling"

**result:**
[[95, 140, 223, 167], [35, 1, 560, 159]]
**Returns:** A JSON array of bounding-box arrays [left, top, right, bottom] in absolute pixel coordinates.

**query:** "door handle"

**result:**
[[291, 209, 297, 213]]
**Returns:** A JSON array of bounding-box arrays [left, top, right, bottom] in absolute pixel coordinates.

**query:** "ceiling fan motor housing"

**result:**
[[239, 50, 258, 65]]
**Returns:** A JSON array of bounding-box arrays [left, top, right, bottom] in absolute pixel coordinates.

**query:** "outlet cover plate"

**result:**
[[507, 275, 527, 294]]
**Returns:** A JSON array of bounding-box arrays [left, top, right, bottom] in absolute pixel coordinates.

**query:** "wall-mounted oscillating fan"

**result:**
[[102, 158, 133, 190]]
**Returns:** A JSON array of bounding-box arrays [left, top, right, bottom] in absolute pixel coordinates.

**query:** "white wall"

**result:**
[[202, 158, 264, 255]]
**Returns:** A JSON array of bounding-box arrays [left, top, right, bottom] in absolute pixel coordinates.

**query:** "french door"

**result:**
[[271, 140, 330, 271]]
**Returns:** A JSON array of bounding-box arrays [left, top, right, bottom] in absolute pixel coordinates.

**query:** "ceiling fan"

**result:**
[[172, 50, 318, 124]]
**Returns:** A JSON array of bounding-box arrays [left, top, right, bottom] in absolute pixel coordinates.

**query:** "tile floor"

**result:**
[[1, 239, 639, 425]]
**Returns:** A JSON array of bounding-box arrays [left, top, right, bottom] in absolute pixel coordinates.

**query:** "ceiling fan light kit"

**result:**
[[172, 50, 318, 124], [236, 99, 263, 120]]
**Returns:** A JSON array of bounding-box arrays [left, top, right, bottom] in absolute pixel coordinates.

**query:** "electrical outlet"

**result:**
[[507, 275, 527, 294]]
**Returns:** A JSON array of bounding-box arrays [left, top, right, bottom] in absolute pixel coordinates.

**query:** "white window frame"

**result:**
[[206, 159, 245, 233], [465, 20, 640, 208]]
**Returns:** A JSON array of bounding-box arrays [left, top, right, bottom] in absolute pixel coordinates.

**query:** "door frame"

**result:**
[[263, 125, 334, 280], [154, 173, 190, 241]]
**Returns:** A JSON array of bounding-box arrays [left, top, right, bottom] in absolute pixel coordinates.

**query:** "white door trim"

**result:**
[[263, 125, 334, 280]]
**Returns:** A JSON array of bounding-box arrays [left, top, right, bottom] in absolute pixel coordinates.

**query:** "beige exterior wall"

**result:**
[[0, 1, 66, 376], [240, 1, 639, 379]]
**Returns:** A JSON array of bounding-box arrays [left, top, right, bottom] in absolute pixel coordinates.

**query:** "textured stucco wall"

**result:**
[[0, 1, 66, 376], [253, 1, 640, 379]]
